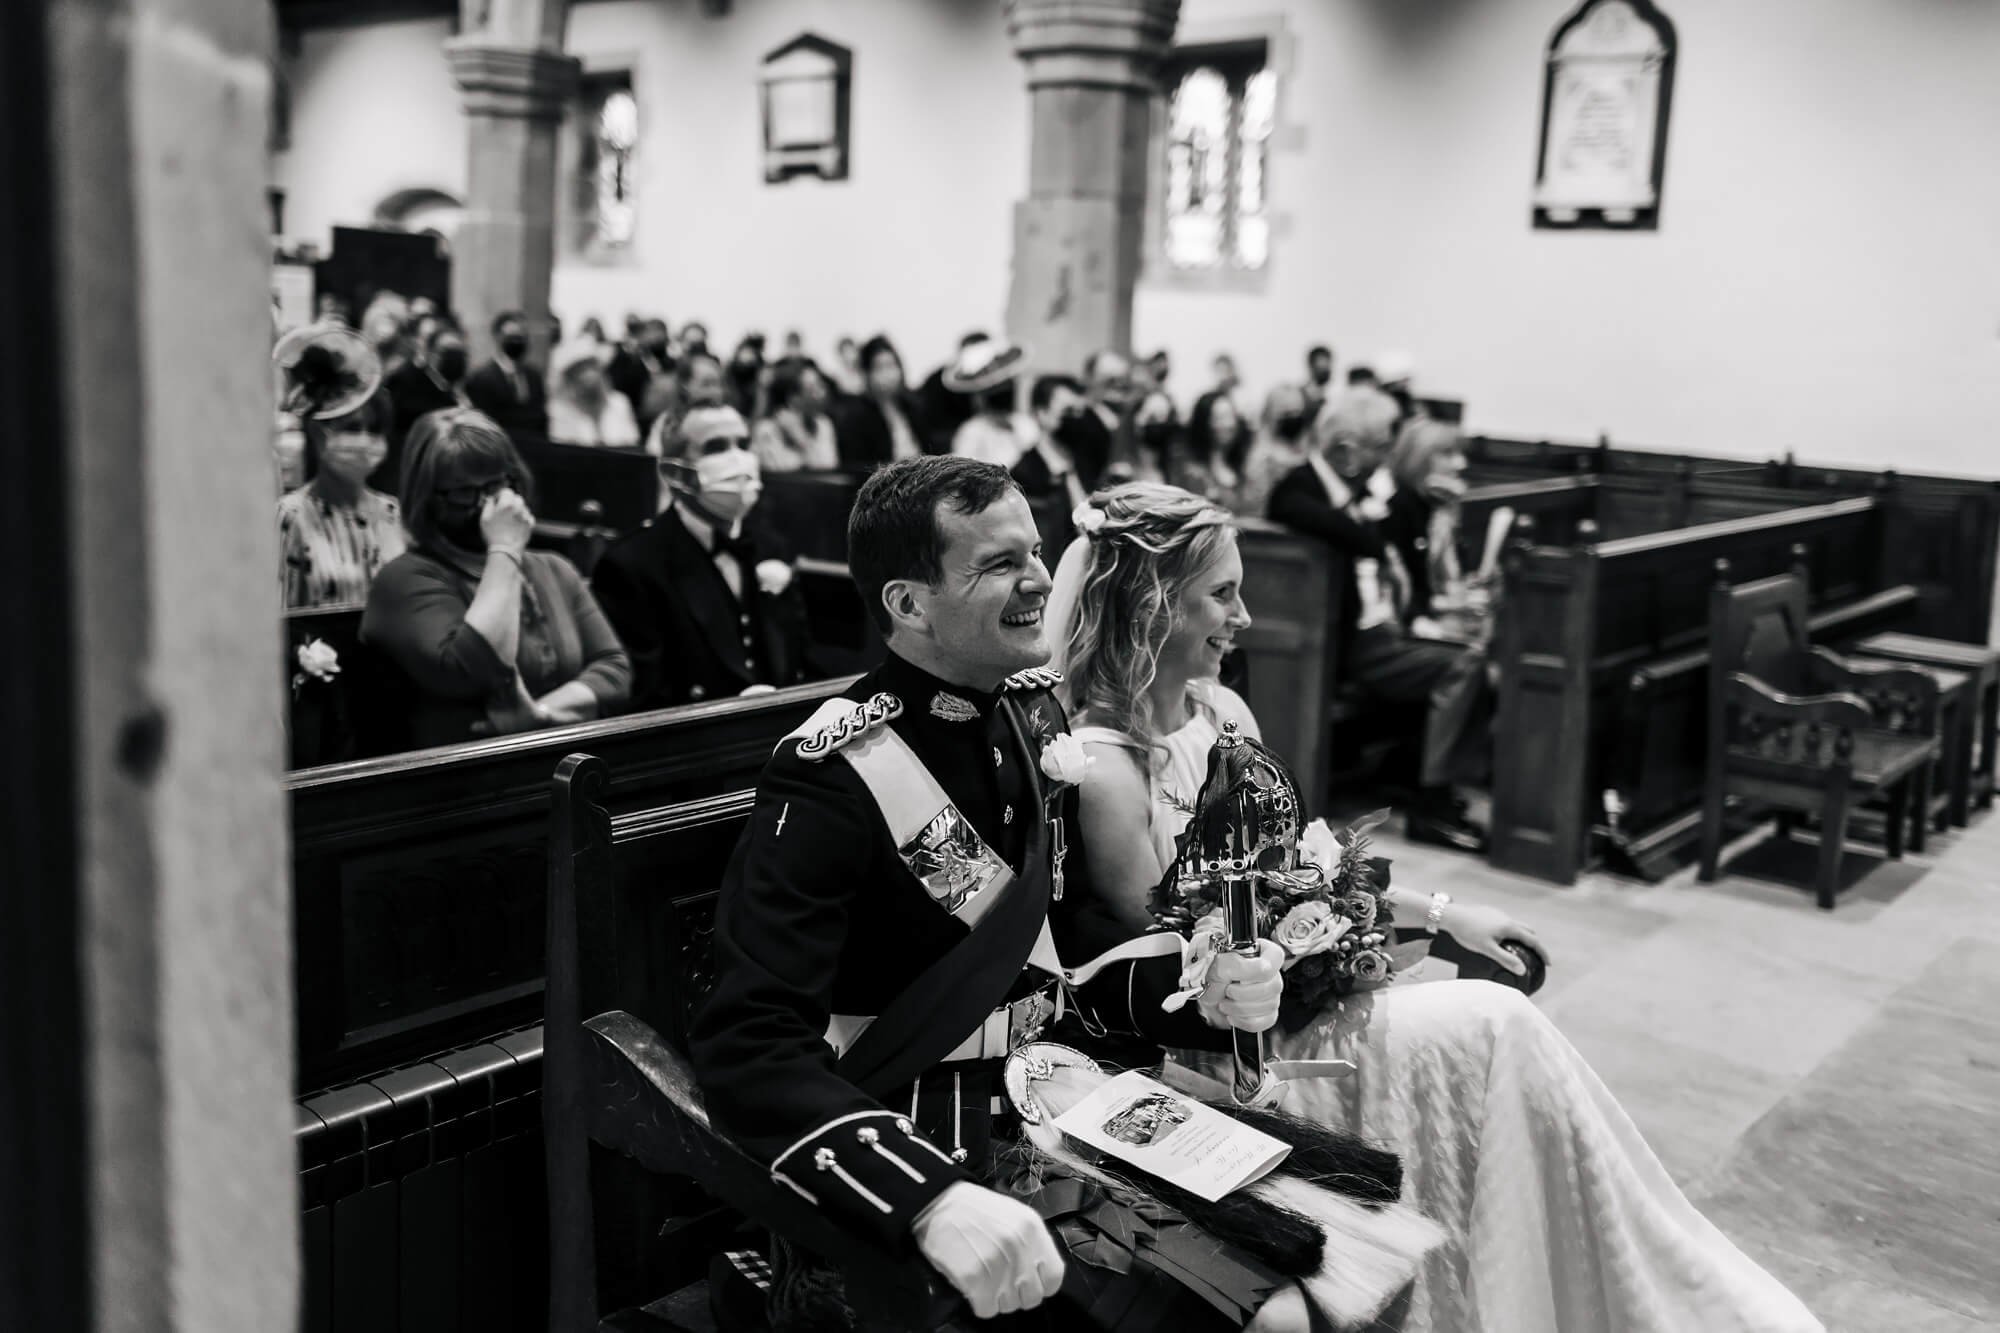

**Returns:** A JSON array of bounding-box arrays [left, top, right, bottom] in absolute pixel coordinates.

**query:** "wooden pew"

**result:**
[[1490, 497, 1917, 884], [1235, 519, 1335, 813], [288, 679, 851, 1093], [1464, 435, 2000, 644], [760, 468, 868, 563]]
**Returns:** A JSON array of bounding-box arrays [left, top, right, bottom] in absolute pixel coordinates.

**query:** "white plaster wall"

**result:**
[[278, 0, 2000, 474], [1139, 0, 2000, 474], [275, 17, 464, 244]]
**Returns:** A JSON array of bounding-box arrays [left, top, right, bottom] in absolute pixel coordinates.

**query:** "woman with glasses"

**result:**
[[362, 407, 631, 747]]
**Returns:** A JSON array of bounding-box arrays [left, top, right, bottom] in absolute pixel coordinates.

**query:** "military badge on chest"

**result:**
[[898, 805, 1009, 915]]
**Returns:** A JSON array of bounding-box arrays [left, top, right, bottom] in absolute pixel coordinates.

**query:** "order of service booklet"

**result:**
[[1053, 1069, 1290, 1203]]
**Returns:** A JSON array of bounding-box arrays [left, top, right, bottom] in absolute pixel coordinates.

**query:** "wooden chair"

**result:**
[[543, 754, 956, 1332], [1698, 557, 1941, 909]]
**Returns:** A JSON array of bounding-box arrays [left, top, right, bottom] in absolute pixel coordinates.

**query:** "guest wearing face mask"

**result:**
[[547, 339, 641, 448], [591, 405, 810, 710], [382, 320, 470, 486], [1234, 382, 1314, 516], [1010, 372, 1093, 556], [464, 310, 550, 443], [277, 388, 406, 610], [362, 408, 631, 746]]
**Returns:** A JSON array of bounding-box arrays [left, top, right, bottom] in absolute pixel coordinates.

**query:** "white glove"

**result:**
[[1197, 939, 1285, 1033], [911, 1182, 1065, 1320]]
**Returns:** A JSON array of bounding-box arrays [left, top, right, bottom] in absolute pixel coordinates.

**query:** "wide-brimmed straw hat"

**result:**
[[942, 338, 1031, 395]]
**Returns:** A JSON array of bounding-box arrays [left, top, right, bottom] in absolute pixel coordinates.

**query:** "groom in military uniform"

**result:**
[[687, 456, 1287, 1326]]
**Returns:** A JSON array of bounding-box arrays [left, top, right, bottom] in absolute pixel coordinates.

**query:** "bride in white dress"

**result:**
[[1045, 481, 1822, 1333]]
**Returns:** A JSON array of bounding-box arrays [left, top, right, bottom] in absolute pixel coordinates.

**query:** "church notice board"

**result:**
[[1533, 0, 1677, 231]]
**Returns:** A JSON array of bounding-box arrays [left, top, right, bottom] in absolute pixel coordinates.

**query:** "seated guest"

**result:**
[[1074, 347, 1134, 482], [1131, 356, 1180, 481], [362, 408, 631, 746], [547, 339, 641, 448], [463, 310, 548, 442], [676, 319, 710, 362], [277, 388, 406, 610], [832, 334, 927, 466], [1302, 342, 1335, 417], [1011, 372, 1092, 556], [607, 315, 675, 437], [945, 337, 1032, 468], [828, 333, 865, 397], [726, 332, 767, 418], [381, 318, 469, 487], [1383, 417, 1474, 627], [1185, 385, 1252, 498], [1234, 382, 1313, 516], [591, 405, 808, 710], [915, 330, 990, 455], [1267, 387, 1488, 851], [751, 358, 840, 472], [1376, 349, 1421, 432], [642, 348, 730, 457]]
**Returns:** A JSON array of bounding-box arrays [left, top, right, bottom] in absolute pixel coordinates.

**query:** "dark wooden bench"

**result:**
[[1491, 496, 1918, 884]]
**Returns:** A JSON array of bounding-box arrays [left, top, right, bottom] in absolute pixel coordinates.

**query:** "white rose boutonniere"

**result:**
[[1038, 732, 1094, 789], [1272, 900, 1349, 963], [755, 559, 794, 596], [296, 638, 341, 682], [1163, 910, 1227, 1013]]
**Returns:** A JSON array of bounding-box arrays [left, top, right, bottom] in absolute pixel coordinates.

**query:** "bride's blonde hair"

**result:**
[[1056, 482, 1237, 765]]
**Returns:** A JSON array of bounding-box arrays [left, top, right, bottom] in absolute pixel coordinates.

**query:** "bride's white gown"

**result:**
[[1072, 690, 1822, 1333]]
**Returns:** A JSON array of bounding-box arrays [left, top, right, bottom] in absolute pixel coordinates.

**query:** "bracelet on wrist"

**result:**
[[489, 547, 525, 569]]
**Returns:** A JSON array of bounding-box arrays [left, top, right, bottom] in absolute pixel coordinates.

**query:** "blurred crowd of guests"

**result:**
[[276, 290, 1486, 825]]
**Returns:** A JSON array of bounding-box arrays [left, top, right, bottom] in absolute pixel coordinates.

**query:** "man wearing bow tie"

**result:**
[[591, 405, 810, 710]]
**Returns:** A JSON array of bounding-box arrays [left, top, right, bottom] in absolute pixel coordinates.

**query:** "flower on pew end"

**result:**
[[295, 638, 341, 682], [755, 559, 794, 596], [1038, 733, 1094, 788]]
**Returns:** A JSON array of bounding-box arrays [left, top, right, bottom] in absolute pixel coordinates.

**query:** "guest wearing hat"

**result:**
[[914, 330, 991, 455], [945, 337, 1034, 469], [591, 404, 809, 710], [547, 338, 641, 448]]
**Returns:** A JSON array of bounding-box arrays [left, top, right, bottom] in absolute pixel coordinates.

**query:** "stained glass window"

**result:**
[[593, 89, 638, 249], [1162, 45, 1273, 273], [574, 73, 637, 256]]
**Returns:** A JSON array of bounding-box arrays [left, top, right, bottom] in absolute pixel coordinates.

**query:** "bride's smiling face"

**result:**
[[1161, 539, 1251, 682]]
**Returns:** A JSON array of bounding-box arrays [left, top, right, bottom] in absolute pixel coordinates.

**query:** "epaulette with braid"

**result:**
[[1000, 666, 1063, 693], [795, 692, 903, 761]]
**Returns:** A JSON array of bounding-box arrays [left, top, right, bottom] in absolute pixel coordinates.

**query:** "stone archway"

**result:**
[[373, 185, 466, 243]]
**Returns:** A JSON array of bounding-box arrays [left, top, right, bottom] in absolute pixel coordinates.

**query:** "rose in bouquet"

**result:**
[[1152, 808, 1398, 1033]]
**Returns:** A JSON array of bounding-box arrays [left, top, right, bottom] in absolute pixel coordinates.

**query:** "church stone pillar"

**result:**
[[1004, 0, 1180, 381], [446, 6, 578, 363]]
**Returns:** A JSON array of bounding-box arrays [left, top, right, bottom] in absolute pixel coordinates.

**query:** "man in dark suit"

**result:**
[[606, 316, 676, 440], [1010, 373, 1094, 558], [462, 309, 548, 442], [591, 405, 810, 711], [1268, 386, 1489, 851]]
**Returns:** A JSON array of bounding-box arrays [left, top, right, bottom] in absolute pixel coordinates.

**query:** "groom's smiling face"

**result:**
[[916, 489, 1052, 681]]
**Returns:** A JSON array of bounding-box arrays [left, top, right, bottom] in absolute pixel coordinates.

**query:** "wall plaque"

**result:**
[[1533, 0, 1677, 230]]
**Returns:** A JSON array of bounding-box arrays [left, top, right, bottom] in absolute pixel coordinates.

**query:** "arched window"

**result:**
[[571, 70, 638, 258], [1162, 43, 1272, 272]]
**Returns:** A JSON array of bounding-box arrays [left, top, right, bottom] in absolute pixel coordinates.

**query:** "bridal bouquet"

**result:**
[[1154, 810, 1399, 1033]]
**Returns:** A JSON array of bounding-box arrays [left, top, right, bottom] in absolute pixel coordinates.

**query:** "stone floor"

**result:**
[[1377, 807, 2000, 1331]]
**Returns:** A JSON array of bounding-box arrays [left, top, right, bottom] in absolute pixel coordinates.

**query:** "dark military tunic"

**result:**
[[686, 650, 1233, 1251]]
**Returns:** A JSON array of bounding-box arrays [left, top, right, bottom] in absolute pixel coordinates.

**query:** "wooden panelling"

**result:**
[[1236, 520, 1334, 813], [1492, 498, 1899, 884], [289, 679, 851, 1091]]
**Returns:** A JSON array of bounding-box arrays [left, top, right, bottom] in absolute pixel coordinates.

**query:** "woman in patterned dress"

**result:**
[[276, 388, 406, 610]]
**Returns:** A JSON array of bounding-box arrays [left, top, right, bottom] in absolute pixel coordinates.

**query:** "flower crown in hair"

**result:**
[[1072, 502, 1108, 537]]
